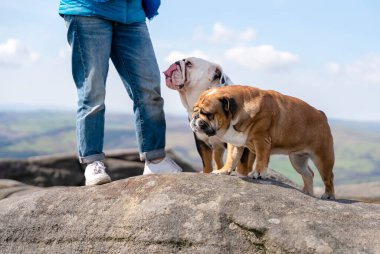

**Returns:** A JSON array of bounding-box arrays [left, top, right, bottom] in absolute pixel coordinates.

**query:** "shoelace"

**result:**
[[93, 161, 105, 174]]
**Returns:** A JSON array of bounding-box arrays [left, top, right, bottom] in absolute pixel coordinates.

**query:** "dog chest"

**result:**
[[195, 132, 225, 148], [219, 125, 248, 147]]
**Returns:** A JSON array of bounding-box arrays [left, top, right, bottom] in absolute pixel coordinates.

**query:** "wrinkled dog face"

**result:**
[[164, 57, 224, 91], [190, 101, 218, 137], [190, 89, 236, 137]]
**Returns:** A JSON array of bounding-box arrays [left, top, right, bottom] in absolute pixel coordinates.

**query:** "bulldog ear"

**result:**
[[208, 65, 223, 82], [219, 97, 237, 117], [220, 73, 233, 85]]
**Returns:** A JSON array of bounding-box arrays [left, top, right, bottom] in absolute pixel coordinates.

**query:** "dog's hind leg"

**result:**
[[311, 151, 335, 200], [289, 153, 314, 196]]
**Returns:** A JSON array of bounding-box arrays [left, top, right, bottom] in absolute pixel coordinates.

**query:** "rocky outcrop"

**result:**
[[1, 173, 379, 253], [0, 149, 196, 187], [0, 179, 41, 200]]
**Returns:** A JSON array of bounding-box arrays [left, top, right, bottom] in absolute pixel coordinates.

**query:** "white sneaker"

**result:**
[[84, 161, 111, 186], [143, 156, 183, 175]]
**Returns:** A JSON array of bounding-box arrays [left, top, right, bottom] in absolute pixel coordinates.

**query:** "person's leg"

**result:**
[[110, 22, 181, 174], [65, 15, 113, 184], [110, 22, 166, 161], [65, 15, 113, 163]]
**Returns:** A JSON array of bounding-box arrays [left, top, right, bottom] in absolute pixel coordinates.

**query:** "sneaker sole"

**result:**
[[85, 175, 111, 186]]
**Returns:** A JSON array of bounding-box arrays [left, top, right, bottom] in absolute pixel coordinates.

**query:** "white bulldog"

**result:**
[[164, 57, 253, 175], [164, 57, 232, 116]]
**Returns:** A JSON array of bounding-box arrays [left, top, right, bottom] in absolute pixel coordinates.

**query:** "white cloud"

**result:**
[[326, 62, 341, 74], [58, 45, 71, 59], [239, 28, 256, 41], [208, 22, 256, 44], [327, 54, 380, 85], [0, 39, 39, 67], [165, 50, 210, 63], [346, 54, 380, 85], [225, 45, 299, 71], [210, 22, 234, 42]]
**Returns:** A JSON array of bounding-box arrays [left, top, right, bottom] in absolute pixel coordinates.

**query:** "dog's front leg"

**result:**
[[248, 138, 271, 179], [199, 146, 213, 173], [194, 134, 214, 173], [213, 144, 244, 175], [237, 148, 255, 177], [213, 146, 225, 170]]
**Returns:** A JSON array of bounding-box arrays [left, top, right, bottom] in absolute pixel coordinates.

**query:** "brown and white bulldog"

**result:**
[[164, 57, 254, 175], [191, 85, 335, 199]]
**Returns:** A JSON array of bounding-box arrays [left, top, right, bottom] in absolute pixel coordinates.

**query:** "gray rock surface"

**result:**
[[1, 173, 379, 254], [0, 179, 41, 200]]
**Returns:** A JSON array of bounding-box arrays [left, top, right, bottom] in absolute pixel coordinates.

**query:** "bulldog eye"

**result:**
[[201, 110, 213, 120], [185, 61, 192, 68]]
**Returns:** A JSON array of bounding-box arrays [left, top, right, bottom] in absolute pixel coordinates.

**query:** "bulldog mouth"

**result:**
[[163, 63, 177, 79], [189, 118, 199, 132], [163, 62, 186, 90], [190, 118, 216, 137]]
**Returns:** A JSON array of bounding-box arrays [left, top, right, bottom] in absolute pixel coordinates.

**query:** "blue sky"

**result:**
[[0, 0, 379, 121]]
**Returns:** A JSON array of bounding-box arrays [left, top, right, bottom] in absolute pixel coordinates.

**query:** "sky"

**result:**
[[0, 0, 379, 121]]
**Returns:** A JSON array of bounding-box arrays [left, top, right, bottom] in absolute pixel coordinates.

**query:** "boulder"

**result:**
[[1, 173, 379, 253], [0, 149, 196, 187], [0, 179, 41, 200]]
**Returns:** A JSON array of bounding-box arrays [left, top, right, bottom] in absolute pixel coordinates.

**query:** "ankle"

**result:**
[[149, 157, 165, 164]]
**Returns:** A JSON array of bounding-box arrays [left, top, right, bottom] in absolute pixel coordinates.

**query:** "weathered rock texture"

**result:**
[[1, 173, 379, 254]]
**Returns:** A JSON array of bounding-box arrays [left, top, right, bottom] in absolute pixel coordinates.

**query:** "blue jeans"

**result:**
[[64, 15, 166, 163]]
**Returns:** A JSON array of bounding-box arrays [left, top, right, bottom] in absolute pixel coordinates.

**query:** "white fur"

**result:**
[[172, 57, 235, 169], [218, 124, 248, 147], [175, 57, 232, 118]]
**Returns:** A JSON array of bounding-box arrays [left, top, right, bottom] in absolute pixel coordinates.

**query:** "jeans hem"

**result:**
[[79, 153, 105, 164], [140, 148, 166, 162]]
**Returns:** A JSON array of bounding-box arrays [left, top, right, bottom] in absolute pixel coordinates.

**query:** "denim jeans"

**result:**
[[64, 15, 166, 163]]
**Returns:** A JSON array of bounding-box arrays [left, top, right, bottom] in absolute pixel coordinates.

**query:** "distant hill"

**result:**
[[1, 111, 380, 186]]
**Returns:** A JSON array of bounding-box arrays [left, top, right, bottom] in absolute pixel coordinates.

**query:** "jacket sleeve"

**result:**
[[142, 0, 161, 20]]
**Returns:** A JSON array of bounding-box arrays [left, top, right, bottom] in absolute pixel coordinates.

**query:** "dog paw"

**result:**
[[321, 193, 335, 200], [211, 170, 222, 175], [212, 170, 230, 175], [248, 171, 257, 179], [230, 171, 247, 178], [235, 171, 248, 178], [229, 171, 237, 176], [248, 171, 267, 179]]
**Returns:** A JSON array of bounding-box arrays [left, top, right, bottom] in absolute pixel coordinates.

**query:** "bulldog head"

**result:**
[[190, 88, 238, 137], [163, 57, 233, 92]]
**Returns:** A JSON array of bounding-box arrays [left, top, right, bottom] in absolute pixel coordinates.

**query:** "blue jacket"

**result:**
[[59, 0, 160, 24]]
